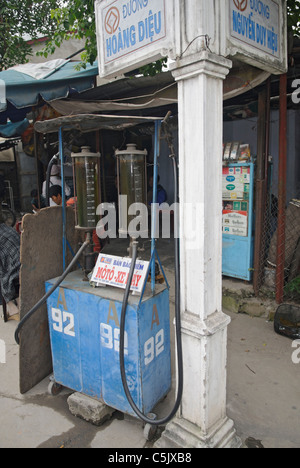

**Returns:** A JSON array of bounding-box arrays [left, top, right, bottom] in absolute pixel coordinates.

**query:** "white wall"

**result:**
[[29, 37, 86, 64]]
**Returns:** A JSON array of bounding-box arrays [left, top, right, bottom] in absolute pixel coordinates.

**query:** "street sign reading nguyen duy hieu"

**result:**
[[226, 0, 287, 74]]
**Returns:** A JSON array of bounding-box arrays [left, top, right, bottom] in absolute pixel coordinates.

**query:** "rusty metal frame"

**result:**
[[276, 73, 288, 304]]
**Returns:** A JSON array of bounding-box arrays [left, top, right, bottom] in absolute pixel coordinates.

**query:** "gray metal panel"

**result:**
[[19, 207, 82, 394]]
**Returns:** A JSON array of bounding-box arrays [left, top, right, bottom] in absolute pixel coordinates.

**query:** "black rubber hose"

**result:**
[[15, 236, 91, 345], [119, 155, 183, 426]]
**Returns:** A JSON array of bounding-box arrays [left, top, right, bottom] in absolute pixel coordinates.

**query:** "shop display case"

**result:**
[[222, 157, 255, 281]]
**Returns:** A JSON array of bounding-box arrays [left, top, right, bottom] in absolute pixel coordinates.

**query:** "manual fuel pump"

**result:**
[[15, 114, 182, 439], [44, 137, 173, 436]]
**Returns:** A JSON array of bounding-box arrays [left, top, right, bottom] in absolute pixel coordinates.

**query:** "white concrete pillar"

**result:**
[[156, 51, 241, 448]]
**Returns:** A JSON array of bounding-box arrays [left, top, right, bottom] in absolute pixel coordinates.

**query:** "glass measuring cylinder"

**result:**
[[116, 144, 147, 237], [72, 147, 101, 230]]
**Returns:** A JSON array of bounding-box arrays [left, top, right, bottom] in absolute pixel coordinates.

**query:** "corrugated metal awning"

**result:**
[[34, 113, 162, 134]]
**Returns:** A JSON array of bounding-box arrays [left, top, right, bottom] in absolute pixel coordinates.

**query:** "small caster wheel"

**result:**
[[143, 413, 157, 441], [144, 423, 158, 441], [48, 381, 63, 396]]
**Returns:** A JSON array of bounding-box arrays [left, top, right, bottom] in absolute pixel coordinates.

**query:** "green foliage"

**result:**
[[0, 0, 59, 70], [139, 58, 168, 77], [37, 0, 97, 69], [287, 0, 300, 36], [285, 276, 300, 296]]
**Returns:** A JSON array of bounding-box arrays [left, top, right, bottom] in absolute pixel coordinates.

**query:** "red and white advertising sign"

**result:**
[[91, 254, 150, 293]]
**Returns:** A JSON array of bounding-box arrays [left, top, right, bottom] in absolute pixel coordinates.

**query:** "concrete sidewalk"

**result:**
[[227, 310, 300, 448], [0, 297, 299, 448]]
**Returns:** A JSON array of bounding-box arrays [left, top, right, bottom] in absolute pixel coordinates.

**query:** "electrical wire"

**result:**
[[178, 34, 211, 59]]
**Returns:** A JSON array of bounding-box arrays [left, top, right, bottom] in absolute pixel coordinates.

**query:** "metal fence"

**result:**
[[256, 172, 300, 304]]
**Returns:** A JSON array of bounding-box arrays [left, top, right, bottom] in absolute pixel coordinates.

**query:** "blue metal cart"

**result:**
[[46, 270, 171, 418]]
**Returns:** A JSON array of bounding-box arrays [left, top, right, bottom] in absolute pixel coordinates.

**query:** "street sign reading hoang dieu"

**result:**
[[95, 0, 176, 78]]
